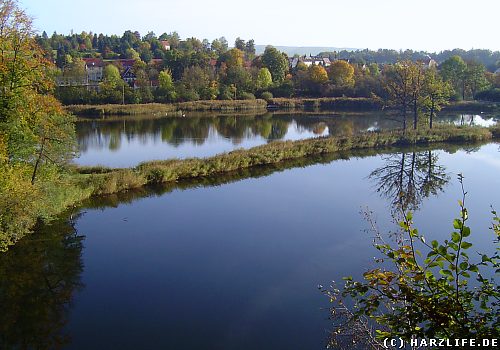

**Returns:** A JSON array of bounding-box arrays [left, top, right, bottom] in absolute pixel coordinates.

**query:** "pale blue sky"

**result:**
[[19, 0, 500, 52]]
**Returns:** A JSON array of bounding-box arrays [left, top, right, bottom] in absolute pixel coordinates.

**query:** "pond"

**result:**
[[74, 111, 499, 167], [1, 142, 499, 349]]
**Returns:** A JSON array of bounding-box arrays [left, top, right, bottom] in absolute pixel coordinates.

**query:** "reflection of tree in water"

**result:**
[[214, 116, 249, 144], [326, 149, 449, 349], [312, 122, 327, 135], [328, 119, 355, 137], [369, 150, 449, 213], [168, 117, 211, 146], [0, 216, 84, 349]]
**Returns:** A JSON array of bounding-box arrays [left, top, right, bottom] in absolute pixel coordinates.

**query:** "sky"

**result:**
[[19, 0, 500, 52]]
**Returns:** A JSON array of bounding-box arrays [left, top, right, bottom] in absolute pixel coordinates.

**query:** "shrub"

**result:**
[[240, 92, 256, 100], [260, 91, 273, 102]]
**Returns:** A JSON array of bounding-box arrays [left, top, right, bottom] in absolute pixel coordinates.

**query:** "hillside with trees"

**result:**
[[34, 30, 500, 105]]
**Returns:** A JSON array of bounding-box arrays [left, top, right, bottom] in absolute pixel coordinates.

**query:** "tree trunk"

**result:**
[[413, 99, 418, 130], [402, 106, 407, 133], [429, 102, 435, 129], [31, 139, 45, 185]]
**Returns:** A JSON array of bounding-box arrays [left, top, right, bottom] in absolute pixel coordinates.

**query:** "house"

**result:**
[[160, 40, 171, 51], [83, 58, 104, 82], [121, 66, 136, 86], [422, 55, 437, 69], [290, 55, 331, 69]]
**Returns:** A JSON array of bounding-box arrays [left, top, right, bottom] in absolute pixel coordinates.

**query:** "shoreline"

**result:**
[[65, 98, 500, 117]]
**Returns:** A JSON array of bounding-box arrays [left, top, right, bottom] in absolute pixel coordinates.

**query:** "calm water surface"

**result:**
[[75, 112, 499, 167], [0, 143, 499, 349]]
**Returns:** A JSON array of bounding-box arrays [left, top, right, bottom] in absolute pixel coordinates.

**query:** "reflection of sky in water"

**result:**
[[74, 113, 499, 168], [75, 120, 330, 168], [62, 144, 499, 349], [451, 114, 498, 127]]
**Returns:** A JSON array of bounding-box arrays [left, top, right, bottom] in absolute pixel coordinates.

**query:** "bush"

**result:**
[[240, 92, 256, 100], [476, 88, 500, 102], [260, 91, 273, 102]]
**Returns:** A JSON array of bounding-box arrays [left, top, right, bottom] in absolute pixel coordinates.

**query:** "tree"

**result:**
[[421, 68, 452, 128], [103, 64, 122, 87], [245, 39, 256, 60], [261, 46, 289, 84], [64, 57, 86, 80], [211, 37, 228, 55], [124, 47, 140, 60], [0, 0, 77, 250], [308, 64, 328, 84], [440, 55, 467, 100], [178, 66, 214, 101], [234, 37, 245, 51], [157, 69, 177, 102], [222, 48, 244, 68], [328, 60, 355, 86], [383, 61, 418, 131], [465, 60, 490, 100], [222, 66, 254, 96], [255, 67, 272, 90]]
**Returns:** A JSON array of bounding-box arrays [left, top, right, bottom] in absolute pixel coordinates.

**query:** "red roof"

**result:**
[[106, 59, 137, 68], [150, 59, 163, 66], [83, 58, 104, 67]]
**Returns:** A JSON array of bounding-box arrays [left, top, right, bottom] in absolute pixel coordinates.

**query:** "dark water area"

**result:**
[[74, 111, 499, 167], [1, 143, 499, 349]]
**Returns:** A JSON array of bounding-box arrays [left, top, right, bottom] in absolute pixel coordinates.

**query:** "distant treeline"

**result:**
[[35, 30, 500, 106], [319, 48, 500, 71]]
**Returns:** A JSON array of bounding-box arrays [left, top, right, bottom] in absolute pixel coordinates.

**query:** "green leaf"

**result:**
[[451, 232, 461, 243], [453, 219, 462, 229], [462, 226, 471, 237], [439, 269, 452, 276], [459, 262, 468, 270], [461, 241, 473, 250], [431, 240, 438, 249], [468, 265, 479, 273]]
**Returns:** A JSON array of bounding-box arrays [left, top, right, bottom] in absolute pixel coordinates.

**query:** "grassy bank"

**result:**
[[76, 125, 497, 196], [65, 98, 500, 118], [66, 99, 268, 117], [80, 142, 481, 212], [443, 100, 500, 112], [268, 97, 383, 110]]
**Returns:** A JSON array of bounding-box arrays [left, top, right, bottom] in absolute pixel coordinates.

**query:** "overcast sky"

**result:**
[[19, 0, 500, 52]]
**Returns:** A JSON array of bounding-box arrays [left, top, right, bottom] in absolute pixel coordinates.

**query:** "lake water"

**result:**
[[1, 142, 499, 349], [74, 112, 499, 167]]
